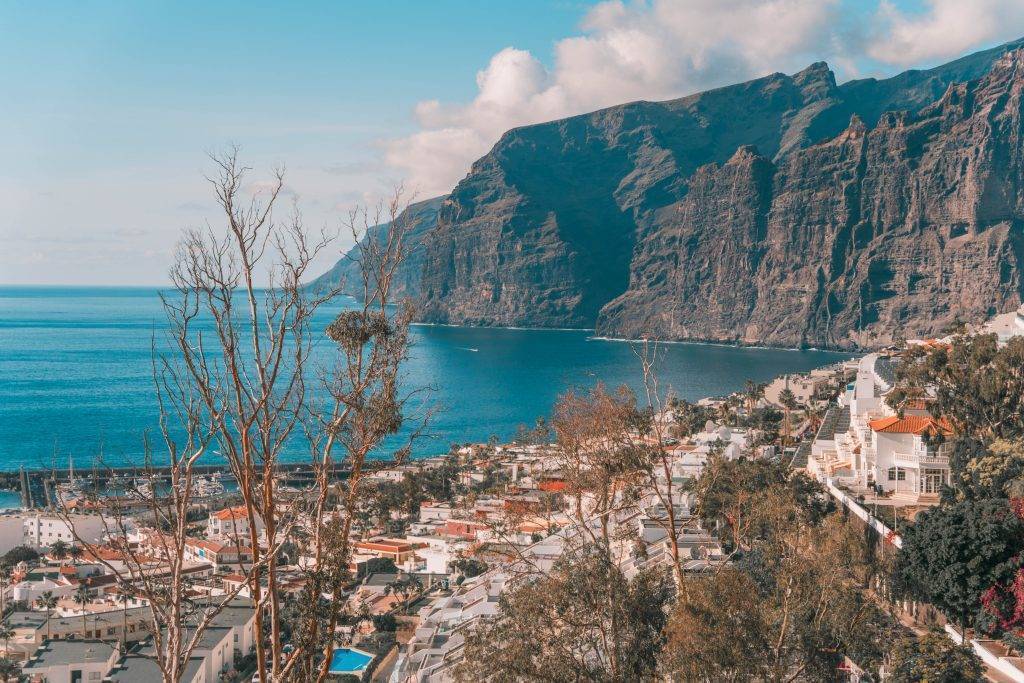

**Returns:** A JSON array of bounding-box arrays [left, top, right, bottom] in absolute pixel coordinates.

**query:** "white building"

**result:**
[[978, 303, 1024, 344], [691, 423, 751, 461], [22, 639, 119, 683], [207, 506, 263, 539], [12, 576, 74, 604], [20, 513, 107, 550], [24, 599, 258, 683], [808, 353, 951, 504], [418, 502, 452, 523], [864, 415, 952, 496]]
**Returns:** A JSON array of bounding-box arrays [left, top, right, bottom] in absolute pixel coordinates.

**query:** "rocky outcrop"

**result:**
[[308, 195, 444, 299], [315, 38, 1024, 349], [601, 50, 1024, 348]]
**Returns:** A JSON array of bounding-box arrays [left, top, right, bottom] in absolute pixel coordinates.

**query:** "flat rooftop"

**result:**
[[23, 639, 115, 669]]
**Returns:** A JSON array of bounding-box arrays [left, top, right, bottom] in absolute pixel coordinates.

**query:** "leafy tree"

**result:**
[[661, 510, 897, 681], [670, 398, 714, 439], [0, 657, 18, 683], [979, 566, 1024, 637], [693, 456, 832, 551], [887, 632, 984, 682], [894, 498, 1024, 632], [371, 613, 397, 632], [956, 439, 1024, 500], [457, 545, 673, 682], [1, 546, 38, 566], [660, 569, 770, 681], [513, 417, 551, 445], [49, 539, 69, 562], [888, 334, 1024, 441], [449, 558, 488, 579]]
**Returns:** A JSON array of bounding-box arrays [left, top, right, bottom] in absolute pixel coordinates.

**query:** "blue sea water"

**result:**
[[0, 286, 852, 471]]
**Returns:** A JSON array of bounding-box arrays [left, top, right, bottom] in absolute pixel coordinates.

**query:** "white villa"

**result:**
[[808, 353, 952, 504], [978, 302, 1024, 344]]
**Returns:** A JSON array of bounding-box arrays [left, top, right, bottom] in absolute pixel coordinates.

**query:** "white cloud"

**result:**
[[868, 0, 1024, 66], [384, 0, 1024, 196], [386, 0, 851, 195]]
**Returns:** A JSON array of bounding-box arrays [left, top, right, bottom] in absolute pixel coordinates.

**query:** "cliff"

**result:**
[[316, 38, 1024, 349], [308, 195, 444, 299]]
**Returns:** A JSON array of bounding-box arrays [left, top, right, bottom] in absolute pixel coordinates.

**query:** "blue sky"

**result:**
[[2, 0, 1023, 285]]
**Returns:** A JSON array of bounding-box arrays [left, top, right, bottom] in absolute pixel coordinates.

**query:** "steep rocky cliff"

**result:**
[[601, 50, 1024, 348], [316, 38, 1024, 349], [308, 195, 444, 298]]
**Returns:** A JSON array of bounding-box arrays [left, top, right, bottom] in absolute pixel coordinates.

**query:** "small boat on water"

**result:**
[[55, 456, 85, 504], [192, 475, 225, 497]]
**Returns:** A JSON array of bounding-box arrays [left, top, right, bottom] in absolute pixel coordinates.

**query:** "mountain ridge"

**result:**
[[314, 38, 1024, 350]]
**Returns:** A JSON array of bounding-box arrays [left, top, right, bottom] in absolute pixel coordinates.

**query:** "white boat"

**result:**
[[192, 475, 225, 497]]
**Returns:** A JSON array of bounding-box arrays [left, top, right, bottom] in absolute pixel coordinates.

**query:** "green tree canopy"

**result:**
[[894, 498, 1024, 629], [1, 545, 38, 566], [887, 632, 984, 683], [889, 334, 1024, 441], [457, 544, 673, 682]]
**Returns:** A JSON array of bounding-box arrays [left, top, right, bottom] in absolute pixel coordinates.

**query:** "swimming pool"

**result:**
[[328, 647, 374, 675]]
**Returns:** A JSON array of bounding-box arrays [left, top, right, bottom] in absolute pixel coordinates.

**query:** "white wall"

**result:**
[[22, 514, 107, 549]]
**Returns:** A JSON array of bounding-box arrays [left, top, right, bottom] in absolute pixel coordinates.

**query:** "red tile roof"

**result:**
[[212, 506, 248, 521], [868, 415, 952, 435]]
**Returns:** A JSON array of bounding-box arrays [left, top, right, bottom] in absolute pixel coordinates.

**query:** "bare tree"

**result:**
[[57, 148, 423, 682], [278, 186, 429, 682]]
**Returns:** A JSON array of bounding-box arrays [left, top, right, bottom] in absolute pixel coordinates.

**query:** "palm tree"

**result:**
[[744, 379, 765, 414], [50, 540, 69, 564], [385, 575, 422, 614], [67, 545, 83, 564], [73, 584, 91, 636], [805, 402, 826, 434], [716, 400, 733, 428], [0, 625, 12, 659], [36, 590, 57, 641], [0, 567, 10, 617], [116, 581, 133, 647], [779, 387, 797, 449], [0, 657, 18, 683]]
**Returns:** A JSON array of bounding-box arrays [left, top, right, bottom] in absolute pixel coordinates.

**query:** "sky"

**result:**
[[3, 0, 1024, 286]]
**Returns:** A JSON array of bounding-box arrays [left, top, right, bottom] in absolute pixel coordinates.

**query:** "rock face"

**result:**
[[602, 49, 1024, 348], [308, 195, 444, 299], [316, 38, 1024, 349]]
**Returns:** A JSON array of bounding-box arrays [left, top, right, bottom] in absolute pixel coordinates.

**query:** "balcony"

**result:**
[[893, 451, 949, 467]]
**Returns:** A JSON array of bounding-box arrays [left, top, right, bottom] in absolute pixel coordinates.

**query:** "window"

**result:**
[[887, 467, 906, 481], [89, 673, 102, 681]]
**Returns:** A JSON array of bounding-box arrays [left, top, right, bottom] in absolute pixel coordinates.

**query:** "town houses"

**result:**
[[807, 353, 953, 504], [0, 305, 1021, 682]]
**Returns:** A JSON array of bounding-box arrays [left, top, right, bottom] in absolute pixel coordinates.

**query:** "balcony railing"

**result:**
[[893, 451, 949, 467]]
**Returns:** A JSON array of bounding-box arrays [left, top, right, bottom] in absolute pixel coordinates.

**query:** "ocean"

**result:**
[[0, 286, 852, 470]]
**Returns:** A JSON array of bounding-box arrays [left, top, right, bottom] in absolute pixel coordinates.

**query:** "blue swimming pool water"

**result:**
[[329, 647, 373, 673]]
